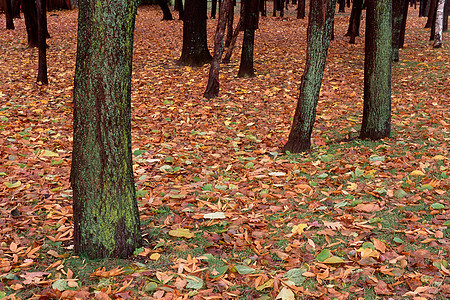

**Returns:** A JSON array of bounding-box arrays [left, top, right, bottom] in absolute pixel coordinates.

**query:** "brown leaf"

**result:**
[[354, 203, 381, 212], [374, 280, 392, 295]]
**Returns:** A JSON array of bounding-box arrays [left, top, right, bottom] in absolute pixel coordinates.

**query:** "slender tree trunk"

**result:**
[[5, 0, 15, 29], [297, 0, 305, 19], [399, 0, 409, 47], [260, 0, 266, 16], [178, 0, 212, 66], [433, 0, 446, 47], [420, 0, 428, 16], [392, 0, 406, 61], [158, 0, 173, 20], [425, 0, 437, 27], [223, 2, 245, 63], [360, 0, 392, 140], [12, 0, 21, 18], [211, 0, 218, 18], [444, 0, 449, 31], [282, 0, 337, 153], [338, 0, 345, 12], [22, 0, 38, 48], [176, 0, 184, 20], [238, 0, 259, 77], [346, 0, 363, 44], [225, 1, 234, 47], [204, 0, 232, 98], [72, 0, 142, 259], [37, 0, 47, 84]]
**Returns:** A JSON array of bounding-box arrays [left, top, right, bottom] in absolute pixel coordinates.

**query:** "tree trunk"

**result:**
[[444, 0, 449, 31], [360, 0, 392, 140], [420, 0, 428, 16], [238, 0, 259, 77], [71, 0, 142, 259], [223, 1, 245, 63], [338, 0, 345, 12], [5, 0, 15, 29], [346, 0, 363, 44], [22, 0, 38, 47], [297, 0, 305, 19], [178, 0, 212, 66], [260, 0, 266, 16], [392, 0, 406, 61], [211, 0, 218, 18], [176, 0, 184, 20], [399, 0, 409, 47], [157, 0, 173, 20], [37, 0, 47, 84], [282, 0, 337, 153], [433, 0, 446, 47], [204, 0, 232, 98], [225, 0, 234, 47], [425, 0, 437, 27]]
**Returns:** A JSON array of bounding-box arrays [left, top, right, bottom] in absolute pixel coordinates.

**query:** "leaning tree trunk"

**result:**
[[178, 0, 212, 66], [433, 0, 446, 47], [204, 0, 232, 98], [37, 0, 47, 84], [223, 1, 245, 63], [5, 0, 15, 29], [71, 0, 142, 259], [282, 0, 337, 153], [22, 0, 38, 47], [238, 0, 259, 77], [360, 0, 392, 140]]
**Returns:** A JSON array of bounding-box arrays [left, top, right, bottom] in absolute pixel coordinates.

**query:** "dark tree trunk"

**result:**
[[5, 0, 15, 29], [292, 0, 296, 5], [176, 0, 184, 20], [420, 0, 428, 16], [157, 0, 173, 20], [211, 0, 218, 18], [425, 0, 437, 27], [338, 0, 345, 12], [282, 0, 337, 153], [238, 0, 259, 77], [260, 0, 266, 16], [204, 0, 232, 98], [12, 0, 21, 18], [22, 0, 38, 47], [360, 0, 392, 140], [225, 0, 234, 47], [273, 0, 277, 16], [444, 0, 449, 31], [72, 0, 142, 259], [346, 0, 363, 44], [37, 0, 47, 84], [178, 0, 212, 66], [223, 1, 245, 63], [280, 0, 285, 17], [347, 0, 350, 7], [392, 0, 406, 61], [399, 0, 409, 47], [297, 0, 305, 18]]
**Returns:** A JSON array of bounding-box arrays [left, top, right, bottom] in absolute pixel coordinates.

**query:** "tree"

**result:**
[[71, 0, 142, 259], [433, 0, 446, 47], [5, 0, 15, 29], [297, 0, 305, 19], [37, 0, 48, 84], [392, 0, 407, 61], [178, 0, 212, 67], [345, 0, 363, 44], [238, 0, 259, 78], [338, 0, 345, 12], [204, 0, 232, 98], [157, 0, 173, 20], [22, 0, 39, 47], [282, 0, 337, 153], [360, 0, 392, 140]]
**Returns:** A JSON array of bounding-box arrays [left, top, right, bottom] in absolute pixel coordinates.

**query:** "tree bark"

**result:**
[[37, 0, 47, 84], [5, 0, 15, 29], [157, 0, 173, 20], [338, 0, 345, 12], [420, 0, 428, 16], [444, 0, 449, 31], [223, 1, 245, 63], [360, 0, 392, 140], [225, 0, 234, 47], [282, 0, 337, 153], [204, 0, 232, 98], [392, 0, 406, 61], [211, 0, 218, 18], [399, 0, 409, 47], [433, 0, 446, 47], [22, 0, 39, 47], [71, 0, 142, 259], [346, 0, 363, 44], [238, 0, 259, 77], [425, 0, 437, 27], [297, 0, 305, 19], [175, 0, 184, 20], [178, 0, 212, 66]]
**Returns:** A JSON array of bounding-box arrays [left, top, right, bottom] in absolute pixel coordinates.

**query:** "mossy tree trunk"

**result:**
[[71, 0, 142, 259], [178, 0, 212, 67], [360, 0, 392, 140], [238, 0, 259, 78], [282, 0, 337, 153]]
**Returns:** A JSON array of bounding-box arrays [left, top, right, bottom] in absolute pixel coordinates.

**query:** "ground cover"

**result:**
[[0, 4, 449, 300]]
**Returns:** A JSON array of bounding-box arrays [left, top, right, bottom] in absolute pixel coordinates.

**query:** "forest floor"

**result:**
[[0, 4, 449, 300]]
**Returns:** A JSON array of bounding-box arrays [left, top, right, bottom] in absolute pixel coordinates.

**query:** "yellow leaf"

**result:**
[[276, 287, 295, 300], [322, 256, 345, 264], [168, 228, 195, 239], [410, 170, 425, 176], [41, 150, 59, 157], [150, 253, 161, 261], [291, 224, 307, 235], [432, 155, 446, 160], [4, 181, 21, 189]]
